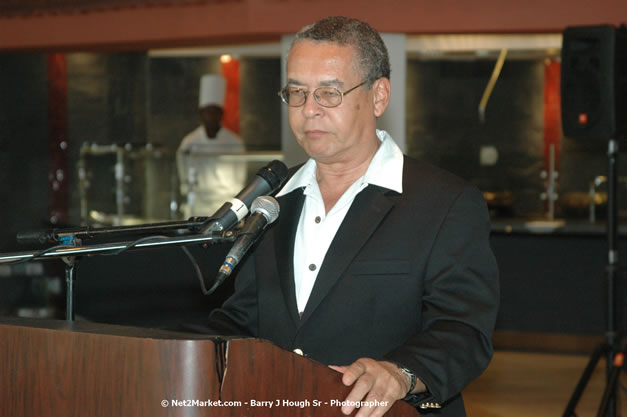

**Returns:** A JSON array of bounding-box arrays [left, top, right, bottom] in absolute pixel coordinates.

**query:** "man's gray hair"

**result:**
[[292, 16, 391, 88]]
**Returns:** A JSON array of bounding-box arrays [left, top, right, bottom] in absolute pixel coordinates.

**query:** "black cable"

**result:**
[[3, 243, 77, 265], [179, 245, 215, 296], [101, 235, 169, 256], [5, 233, 226, 297], [101, 234, 222, 296]]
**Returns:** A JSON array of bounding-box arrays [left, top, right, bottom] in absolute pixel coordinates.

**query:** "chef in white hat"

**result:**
[[176, 74, 246, 218]]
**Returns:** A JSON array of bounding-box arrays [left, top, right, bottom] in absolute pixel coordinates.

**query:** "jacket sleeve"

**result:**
[[384, 184, 500, 407]]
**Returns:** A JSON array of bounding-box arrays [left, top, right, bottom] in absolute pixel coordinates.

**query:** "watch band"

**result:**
[[397, 365, 417, 396]]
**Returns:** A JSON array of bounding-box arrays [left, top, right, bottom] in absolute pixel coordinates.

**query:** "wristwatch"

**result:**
[[394, 363, 442, 409], [397, 365, 417, 396]]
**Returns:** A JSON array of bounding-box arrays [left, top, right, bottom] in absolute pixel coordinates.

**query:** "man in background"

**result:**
[[176, 74, 245, 218]]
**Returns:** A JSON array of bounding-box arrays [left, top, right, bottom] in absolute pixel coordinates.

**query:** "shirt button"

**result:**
[[314, 216, 321, 223], [309, 264, 317, 271]]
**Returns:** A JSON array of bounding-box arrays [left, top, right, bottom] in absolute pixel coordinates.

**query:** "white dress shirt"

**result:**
[[276, 130, 404, 314]]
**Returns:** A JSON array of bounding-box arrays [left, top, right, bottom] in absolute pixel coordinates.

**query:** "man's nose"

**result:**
[[301, 92, 323, 118]]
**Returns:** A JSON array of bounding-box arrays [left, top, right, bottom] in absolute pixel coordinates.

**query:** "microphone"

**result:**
[[212, 196, 280, 289], [17, 230, 58, 245], [199, 160, 287, 234]]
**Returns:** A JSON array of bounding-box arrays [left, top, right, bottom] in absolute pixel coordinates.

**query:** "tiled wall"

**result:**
[[0, 54, 50, 252]]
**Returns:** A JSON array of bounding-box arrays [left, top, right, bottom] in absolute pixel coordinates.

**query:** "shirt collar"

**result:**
[[276, 129, 404, 197], [366, 129, 404, 194]]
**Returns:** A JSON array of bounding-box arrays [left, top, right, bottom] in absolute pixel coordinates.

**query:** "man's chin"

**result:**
[[203, 127, 220, 138], [301, 144, 328, 161]]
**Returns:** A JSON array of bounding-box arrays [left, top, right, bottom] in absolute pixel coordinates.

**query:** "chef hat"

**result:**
[[198, 74, 226, 108]]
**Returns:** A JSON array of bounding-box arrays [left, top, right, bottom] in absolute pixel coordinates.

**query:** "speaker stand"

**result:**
[[562, 138, 624, 417]]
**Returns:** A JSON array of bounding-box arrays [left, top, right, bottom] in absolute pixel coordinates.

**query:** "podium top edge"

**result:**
[[0, 316, 244, 341]]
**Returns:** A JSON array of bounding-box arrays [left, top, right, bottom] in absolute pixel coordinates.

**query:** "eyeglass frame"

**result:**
[[277, 80, 368, 108]]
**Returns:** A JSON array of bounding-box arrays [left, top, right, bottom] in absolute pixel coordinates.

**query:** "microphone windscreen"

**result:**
[[257, 160, 288, 191]]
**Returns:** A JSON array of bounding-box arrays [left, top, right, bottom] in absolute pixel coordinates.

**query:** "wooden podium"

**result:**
[[0, 318, 419, 417]]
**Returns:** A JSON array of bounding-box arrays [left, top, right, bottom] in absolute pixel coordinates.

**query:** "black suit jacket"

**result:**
[[206, 156, 500, 416]]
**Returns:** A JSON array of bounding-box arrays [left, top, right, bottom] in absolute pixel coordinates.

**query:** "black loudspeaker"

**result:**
[[561, 25, 627, 140]]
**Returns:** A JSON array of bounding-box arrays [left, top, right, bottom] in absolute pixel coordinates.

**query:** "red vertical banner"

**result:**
[[543, 59, 562, 216], [544, 59, 562, 174], [47, 53, 69, 225], [221, 56, 240, 135]]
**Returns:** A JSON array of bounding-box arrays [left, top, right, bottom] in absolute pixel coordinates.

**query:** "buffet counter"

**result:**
[[491, 218, 627, 236], [490, 219, 627, 337]]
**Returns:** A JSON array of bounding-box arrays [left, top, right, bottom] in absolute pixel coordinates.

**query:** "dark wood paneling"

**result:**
[[0, 319, 219, 417], [222, 338, 419, 417]]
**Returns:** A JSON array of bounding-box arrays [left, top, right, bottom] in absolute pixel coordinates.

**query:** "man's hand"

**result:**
[[329, 358, 422, 417]]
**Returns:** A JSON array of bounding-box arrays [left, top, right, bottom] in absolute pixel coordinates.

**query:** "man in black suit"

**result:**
[[206, 16, 499, 417]]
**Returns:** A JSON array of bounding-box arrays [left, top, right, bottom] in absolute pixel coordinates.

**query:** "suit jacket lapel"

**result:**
[[300, 185, 395, 323], [274, 188, 305, 326]]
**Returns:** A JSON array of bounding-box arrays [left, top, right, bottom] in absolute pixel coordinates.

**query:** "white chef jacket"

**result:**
[[176, 126, 246, 218]]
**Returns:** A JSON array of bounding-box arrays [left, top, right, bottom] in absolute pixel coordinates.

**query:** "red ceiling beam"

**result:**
[[1, 0, 626, 52]]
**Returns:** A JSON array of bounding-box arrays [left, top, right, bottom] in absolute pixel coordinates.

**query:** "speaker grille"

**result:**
[[561, 25, 626, 140]]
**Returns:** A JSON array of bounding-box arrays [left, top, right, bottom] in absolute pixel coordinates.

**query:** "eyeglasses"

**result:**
[[277, 81, 367, 108]]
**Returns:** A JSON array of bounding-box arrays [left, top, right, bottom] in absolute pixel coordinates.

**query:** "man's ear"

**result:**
[[372, 77, 391, 117]]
